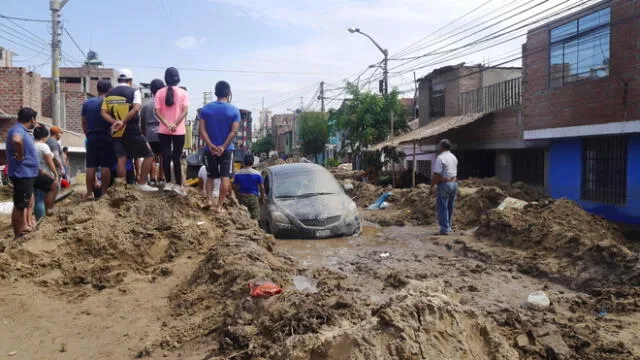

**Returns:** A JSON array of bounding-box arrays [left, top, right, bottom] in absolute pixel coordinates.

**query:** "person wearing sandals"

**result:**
[[154, 68, 189, 195], [33, 125, 59, 218], [5, 107, 39, 237]]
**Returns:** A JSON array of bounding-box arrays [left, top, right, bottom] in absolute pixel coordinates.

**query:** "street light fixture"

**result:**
[[348, 26, 396, 186]]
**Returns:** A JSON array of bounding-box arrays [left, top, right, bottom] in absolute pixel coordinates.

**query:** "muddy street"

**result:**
[[0, 184, 639, 359]]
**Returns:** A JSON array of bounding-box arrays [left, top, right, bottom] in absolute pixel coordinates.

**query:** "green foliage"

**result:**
[[325, 158, 341, 168], [332, 83, 410, 158], [252, 133, 276, 155], [298, 112, 329, 156]]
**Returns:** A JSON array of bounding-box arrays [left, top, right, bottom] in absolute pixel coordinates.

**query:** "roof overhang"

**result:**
[[523, 120, 640, 140], [366, 112, 488, 151]]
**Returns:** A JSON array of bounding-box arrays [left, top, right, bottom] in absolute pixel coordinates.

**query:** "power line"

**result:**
[[0, 14, 51, 23], [103, 63, 351, 76], [0, 32, 43, 53], [392, 0, 497, 59], [389, 0, 597, 76], [63, 26, 87, 61], [0, 22, 49, 49]]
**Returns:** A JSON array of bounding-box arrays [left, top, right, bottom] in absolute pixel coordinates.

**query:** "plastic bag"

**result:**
[[249, 279, 283, 298]]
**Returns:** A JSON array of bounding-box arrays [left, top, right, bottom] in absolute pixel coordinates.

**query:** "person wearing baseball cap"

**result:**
[[101, 68, 157, 192], [46, 126, 65, 180]]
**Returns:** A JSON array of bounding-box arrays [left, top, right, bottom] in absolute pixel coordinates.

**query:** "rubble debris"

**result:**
[[527, 291, 551, 309]]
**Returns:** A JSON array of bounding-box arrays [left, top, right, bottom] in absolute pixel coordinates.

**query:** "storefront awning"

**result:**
[[368, 112, 487, 151]]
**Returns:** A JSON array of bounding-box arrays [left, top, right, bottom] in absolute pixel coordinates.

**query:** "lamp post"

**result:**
[[349, 27, 395, 186]]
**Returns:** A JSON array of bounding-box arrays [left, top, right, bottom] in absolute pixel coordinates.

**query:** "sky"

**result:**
[[1, 0, 594, 120]]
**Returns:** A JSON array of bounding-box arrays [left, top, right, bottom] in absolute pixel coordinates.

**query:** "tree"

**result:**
[[297, 112, 328, 156], [332, 83, 409, 160], [252, 133, 276, 155]]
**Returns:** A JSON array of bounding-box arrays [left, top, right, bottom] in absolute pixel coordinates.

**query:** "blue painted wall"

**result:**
[[548, 135, 640, 224]]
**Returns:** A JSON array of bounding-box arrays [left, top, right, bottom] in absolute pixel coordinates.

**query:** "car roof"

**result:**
[[268, 162, 327, 175]]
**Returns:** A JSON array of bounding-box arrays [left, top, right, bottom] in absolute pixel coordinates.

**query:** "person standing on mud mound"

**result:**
[[33, 125, 59, 216], [6, 107, 39, 237], [431, 139, 458, 235], [101, 68, 157, 192], [83, 79, 116, 199], [154, 67, 189, 196], [140, 78, 166, 187], [198, 80, 240, 213]]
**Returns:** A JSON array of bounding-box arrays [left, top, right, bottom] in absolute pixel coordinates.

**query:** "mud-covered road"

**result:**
[[1, 184, 639, 359]]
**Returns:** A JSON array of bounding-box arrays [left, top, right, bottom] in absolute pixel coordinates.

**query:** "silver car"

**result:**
[[260, 163, 361, 239]]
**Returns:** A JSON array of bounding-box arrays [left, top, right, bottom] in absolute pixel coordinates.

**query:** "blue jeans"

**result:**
[[437, 182, 458, 234], [34, 189, 46, 221]]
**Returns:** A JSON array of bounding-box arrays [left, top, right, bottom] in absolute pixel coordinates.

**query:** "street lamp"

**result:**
[[347, 27, 388, 95], [348, 26, 396, 186]]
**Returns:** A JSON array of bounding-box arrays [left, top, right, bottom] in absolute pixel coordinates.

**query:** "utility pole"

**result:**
[[319, 81, 325, 113], [50, 0, 68, 127]]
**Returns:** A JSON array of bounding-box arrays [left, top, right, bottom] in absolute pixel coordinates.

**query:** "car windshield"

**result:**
[[273, 169, 342, 198]]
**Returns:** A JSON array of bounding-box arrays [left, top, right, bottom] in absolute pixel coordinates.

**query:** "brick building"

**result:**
[[0, 65, 87, 175], [373, 65, 533, 185], [271, 114, 294, 154], [522, 0, 640, 223]]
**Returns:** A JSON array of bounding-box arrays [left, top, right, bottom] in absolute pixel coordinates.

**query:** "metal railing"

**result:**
[[459, 77, 521, 114]]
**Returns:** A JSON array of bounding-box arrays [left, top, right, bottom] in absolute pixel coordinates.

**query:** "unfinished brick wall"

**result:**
[[0, 68, 26, 115], [63, 92, 86, 133], [523, 0, 640, 131], [448, 108, 522, 148]]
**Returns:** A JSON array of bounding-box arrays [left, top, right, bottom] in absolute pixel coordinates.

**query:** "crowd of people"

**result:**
[[4, 67, 263, 237]]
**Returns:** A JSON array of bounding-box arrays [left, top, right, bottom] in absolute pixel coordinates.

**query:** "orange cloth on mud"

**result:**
[[249, 281, 283, 298]]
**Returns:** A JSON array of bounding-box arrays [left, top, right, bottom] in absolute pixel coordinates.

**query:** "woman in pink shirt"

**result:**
[[154, 67, 189, 195]]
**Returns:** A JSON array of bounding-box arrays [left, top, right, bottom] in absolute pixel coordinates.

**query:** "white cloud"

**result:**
[[175, 36, 206, 49], [197, 0, 589, 113]]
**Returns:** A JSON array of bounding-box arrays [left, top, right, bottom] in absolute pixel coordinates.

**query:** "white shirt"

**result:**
[[434, 151, 458, 178], [116, 83, 142, 105], [35, 142, 55, 177]]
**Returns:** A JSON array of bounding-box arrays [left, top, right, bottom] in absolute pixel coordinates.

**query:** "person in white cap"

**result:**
[[101, 68, 157, 192]]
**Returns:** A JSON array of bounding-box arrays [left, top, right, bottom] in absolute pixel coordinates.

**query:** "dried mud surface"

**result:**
[[0, 179, 638, 360]]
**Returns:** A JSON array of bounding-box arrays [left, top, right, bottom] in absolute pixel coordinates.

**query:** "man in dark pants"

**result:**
[[101, 68, 157, 192], [5, 107, 39, 236], [82, 79, 115, 199], [198, 81, 240, 213]]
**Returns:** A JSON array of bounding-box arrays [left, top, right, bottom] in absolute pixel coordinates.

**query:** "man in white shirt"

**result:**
[[431, 139, 458, 235]]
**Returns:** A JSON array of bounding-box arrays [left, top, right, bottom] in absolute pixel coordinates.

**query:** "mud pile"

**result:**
[[0, 188, 242, 291], [342, 180, 386, 208], [455, 186, 507, 228], [168, 239, 521, 360], [477, 199, 640, 289], [459, 177, 547, 202], [330, 169, 366, 181]]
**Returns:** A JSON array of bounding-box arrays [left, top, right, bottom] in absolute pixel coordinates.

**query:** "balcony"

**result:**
[[459, 77, 521, 115]]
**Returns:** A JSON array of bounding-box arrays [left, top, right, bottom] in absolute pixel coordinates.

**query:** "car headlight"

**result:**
[[272, 211, 290, 225], [345, 202, 358, 218]]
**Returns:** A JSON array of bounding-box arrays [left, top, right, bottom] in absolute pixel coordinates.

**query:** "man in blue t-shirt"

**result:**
[[82, 79, 115, 199], [5, 107, 39, 237], [198, 81, 240, 213], [232, 154, 265, 220]]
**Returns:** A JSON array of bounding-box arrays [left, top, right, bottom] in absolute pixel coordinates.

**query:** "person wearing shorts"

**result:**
[[198, 81, 240, 213], [33, 125, 58, 217], [83, 79, 116, 199], [232, 154, 265, 220], [101, 68, 157, 192], [5, 107, 39, 236], [140, 78, 166, 187]]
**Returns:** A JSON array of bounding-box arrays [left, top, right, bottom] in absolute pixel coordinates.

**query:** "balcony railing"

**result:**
[[459, 77, 521, 114]]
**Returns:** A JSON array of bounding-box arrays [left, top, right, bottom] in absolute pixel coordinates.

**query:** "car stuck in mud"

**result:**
[[260, 163, 361, 239]]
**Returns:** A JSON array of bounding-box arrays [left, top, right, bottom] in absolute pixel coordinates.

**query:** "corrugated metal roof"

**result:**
[[368, 112, 488, 151]]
